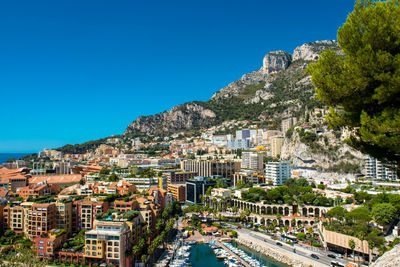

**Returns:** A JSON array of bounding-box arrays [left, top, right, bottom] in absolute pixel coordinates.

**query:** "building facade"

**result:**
[[241, 152, 263, 172], [265, 162, 291, 186], [181, 160, 241, 179], [365, 157, 398, 180]]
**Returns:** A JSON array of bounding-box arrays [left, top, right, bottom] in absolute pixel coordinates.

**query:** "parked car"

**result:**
[[276, 242, 283, 246], [311, 254, 320, 259], [327, 254, 336, 258]]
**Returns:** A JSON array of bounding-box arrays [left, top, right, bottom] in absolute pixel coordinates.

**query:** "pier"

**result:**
[[215, 240, 251, 267]]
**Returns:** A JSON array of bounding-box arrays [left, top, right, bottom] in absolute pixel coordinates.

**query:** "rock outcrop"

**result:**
[[124, 102, 216, 135], [261, 50, 292, 74], [211, 50, 292, 100], [371, 244, 400, 267], [292, 40, 339, 61]]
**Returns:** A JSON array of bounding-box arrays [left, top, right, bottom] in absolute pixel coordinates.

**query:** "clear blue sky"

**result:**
[[0, 0, 355, 153]]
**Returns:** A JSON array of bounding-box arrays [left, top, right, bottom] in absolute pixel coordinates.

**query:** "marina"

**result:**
[[158, 238, 290, 267]]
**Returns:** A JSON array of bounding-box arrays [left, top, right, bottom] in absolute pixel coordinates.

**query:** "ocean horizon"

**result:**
[[0, 153, 32, 164]]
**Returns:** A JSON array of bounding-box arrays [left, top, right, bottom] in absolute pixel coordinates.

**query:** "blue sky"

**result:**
[[0, 0, 355, 153]]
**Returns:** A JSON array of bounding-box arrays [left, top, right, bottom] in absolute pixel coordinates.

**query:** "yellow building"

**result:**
[[85, 220, 131, 267], [270, 136, 284, 158], [167, 184, 185, 202]]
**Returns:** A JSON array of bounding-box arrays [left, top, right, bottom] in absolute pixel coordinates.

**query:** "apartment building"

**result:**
[[270, 136, 284, 158], [365, 157, 398, 180], [181, 160, 241, 179], [167, 184, 186, 202], [241, 152, 263, 172], [3, 204, 25, 233], [113, 200, 138, 212], [17, 182, 60, 200], [262, 130, 282, 152], [163, 170, 196, 184], [186, 177, 220, 204], [123, 177, 159, 191], [233, 170, 265, 186], [27, 203, 56, 239], [226, 139, 251, 150], [281, 117, 297, 134], [265, 162, 291, 186], [55, 200, 72, 235], [73, 200, 109, 232], [33, 229, 67, 260], [85, 220, 132, 267]]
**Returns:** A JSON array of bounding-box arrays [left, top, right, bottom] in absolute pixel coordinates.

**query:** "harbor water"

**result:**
[[189, 244, 225, 267], [231, 240, 289, 267], [189, 242, 289, 267]]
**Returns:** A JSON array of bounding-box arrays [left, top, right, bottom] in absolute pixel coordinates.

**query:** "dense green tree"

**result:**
[[345, 207, 371, 224], [266, 189, 281, 203], [302, 193, 316, 204], [349, 239, 356, 263], [326, 206, 348, 221], [371, 203, 397, 225], [296, 232, 306, 240], [307, 0, 400, 171]]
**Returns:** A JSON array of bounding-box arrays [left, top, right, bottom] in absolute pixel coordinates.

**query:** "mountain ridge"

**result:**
[[124, 40, 340, 136]]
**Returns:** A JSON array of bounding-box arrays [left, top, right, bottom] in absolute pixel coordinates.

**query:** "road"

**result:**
[[222, 222, 350, 267]]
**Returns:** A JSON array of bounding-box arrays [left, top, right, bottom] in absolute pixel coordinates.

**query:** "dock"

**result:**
[[216, 240, 251, 267]]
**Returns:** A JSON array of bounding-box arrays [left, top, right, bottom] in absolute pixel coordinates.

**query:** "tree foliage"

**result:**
[[371, 203, 397, 225], [307, 0, 400, 171]]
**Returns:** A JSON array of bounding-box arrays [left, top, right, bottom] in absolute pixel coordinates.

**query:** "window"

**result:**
[[39, 246, 44, 250], [39, 241, 44, 245]]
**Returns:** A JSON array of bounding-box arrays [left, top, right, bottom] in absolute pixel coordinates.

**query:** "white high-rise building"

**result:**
[[265, 162, 291, 186], [365, 157, 398, 180], [242, 152, 264, 172]]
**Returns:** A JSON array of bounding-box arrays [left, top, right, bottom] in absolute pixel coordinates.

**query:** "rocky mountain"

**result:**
[[124, 102, 216, 135], [124, 40, 340, 136], [371, 244, 400, 267]]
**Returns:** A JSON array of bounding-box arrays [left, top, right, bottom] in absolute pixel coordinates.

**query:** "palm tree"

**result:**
[[368, 240, 375, 265], [349, 239, 356, 263], [357, 232, 366, 264], [141, 254, 147, 264], [132, 245, 141, 259]]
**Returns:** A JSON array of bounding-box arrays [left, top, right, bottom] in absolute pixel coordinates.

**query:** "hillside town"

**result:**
[[1, 115, 399, 267]]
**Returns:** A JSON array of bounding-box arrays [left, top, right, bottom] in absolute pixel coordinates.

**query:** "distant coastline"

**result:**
[[0, 153, 32, 164]]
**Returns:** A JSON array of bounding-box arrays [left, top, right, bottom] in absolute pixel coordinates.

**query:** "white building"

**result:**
[[211, 188, 232, 198], [265, 162, 291, 186], [123, 177, 160, 191], [241, 152, 263, 172], [212, 135, 233, 147], [365, 157, 398, 180]]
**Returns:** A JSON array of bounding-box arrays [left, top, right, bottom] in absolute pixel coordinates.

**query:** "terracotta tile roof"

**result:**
[[30, 174, 81, 185]]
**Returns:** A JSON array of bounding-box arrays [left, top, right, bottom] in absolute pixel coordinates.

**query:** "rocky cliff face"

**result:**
[[292, 40, 339, 61], [211, 50, 292, 100], [124, 40, 340, 136], [124, 102, 216, 135], [262, 50, 292, 74], [371, 244, 400, 267]]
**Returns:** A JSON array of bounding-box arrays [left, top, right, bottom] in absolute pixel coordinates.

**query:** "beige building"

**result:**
[[180, 160, 241, 179], [241, 152, 263, 172], [281, 117, 297, 134], [56, 200, 72, 234], [270, 136, 284, 158], [85, 220, 131, 267], [262, 130, 282, 152], [167, 184, 186, 202]]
